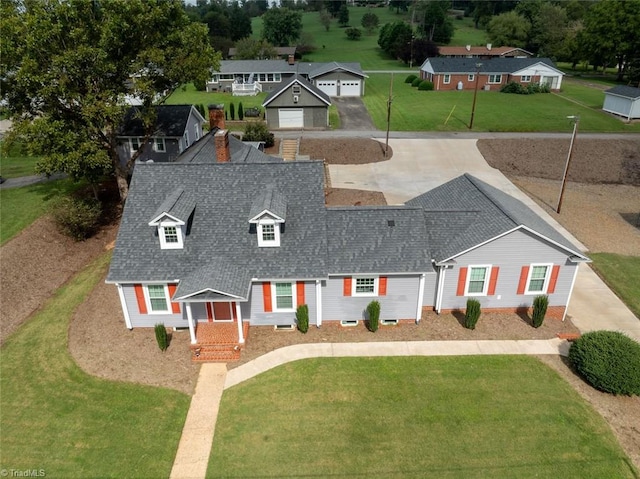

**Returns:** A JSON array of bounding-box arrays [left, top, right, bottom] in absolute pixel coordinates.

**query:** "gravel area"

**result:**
[[2, 137, 638, 470]]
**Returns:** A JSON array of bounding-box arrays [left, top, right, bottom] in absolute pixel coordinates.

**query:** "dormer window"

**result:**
[[158, 222, 184, 249], [258, 220, 280, 247]]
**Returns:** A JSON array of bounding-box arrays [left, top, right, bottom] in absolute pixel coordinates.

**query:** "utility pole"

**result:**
[[385, 73, 393, 158], [469, 62, 482, 129], [557, 116, 579, 214]]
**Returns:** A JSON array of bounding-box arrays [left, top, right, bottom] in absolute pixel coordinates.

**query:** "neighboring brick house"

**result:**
[[106, 128, 589, 361], [420, 57, 564, 91], [116, 105, 205, 166]]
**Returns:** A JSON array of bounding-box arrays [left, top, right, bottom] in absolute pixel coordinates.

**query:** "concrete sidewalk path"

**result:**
[[170, 363, 226, 479], [225, 338, 569, 389]]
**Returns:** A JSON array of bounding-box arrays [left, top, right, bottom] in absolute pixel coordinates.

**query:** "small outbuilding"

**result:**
[[262, 75, 331, 129], [603, 85, 640, 121]]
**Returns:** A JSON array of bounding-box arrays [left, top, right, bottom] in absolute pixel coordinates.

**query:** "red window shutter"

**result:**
[[296, 281, 305, 305], [167, 284, 181, 313], [134, 284, 147, 314], [548, 265, 560, 294], [344, 277, 352, 296], [456, 267, 468, 296], [379, 276, 387, 296], [517, 266, 530, 295], [488, 267, 500, 295], [262, 282, 272, 312]]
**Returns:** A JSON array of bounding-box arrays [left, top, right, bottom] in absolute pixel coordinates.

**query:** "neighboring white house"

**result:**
[[603, 85, 640, 121]]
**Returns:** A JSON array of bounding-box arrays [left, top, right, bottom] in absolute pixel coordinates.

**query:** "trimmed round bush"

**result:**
[[405, 74, 418, 84], [569, 331, 640, 396], [411, 77, 422, 87], [50, 195, 102, 240], [418, 80, 434, 91]]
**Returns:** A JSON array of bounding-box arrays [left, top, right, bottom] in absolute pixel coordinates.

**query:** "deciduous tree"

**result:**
[[487, 11, 530, 48], [361, 12, 380, 34], [1, 0, 218, 202], [261, 7, 303, 46]]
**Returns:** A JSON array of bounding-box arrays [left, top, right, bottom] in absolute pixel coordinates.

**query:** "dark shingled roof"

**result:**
[[249, 184, 287, 221], [176, 130, 281, 164], [150, 187, 196, 224], [605, 85, 640, 100], [118, 105, 198, 137], [263, 75, 331, 107], [406, 174, 587, 262], [107, 161, 329, 290], [326, 206, 433, 274], [422, 57, 561, 74]]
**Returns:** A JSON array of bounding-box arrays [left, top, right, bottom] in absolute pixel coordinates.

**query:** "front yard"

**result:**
[[208, 356, 636, 478]]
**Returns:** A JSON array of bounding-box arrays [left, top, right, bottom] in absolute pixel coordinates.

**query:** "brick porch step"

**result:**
[[191, 344, 243, 362], [557, 333, 581, 341]]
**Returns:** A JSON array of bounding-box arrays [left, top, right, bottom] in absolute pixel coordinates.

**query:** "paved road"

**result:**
[[0, 173, 67, 189]]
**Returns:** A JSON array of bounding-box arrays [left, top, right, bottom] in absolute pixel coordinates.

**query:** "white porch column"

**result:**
[[435, 267, 447, 314], [315, 280, 322, 327], [186, 303, 197, 344], [235, 303, 244, 344], [563, 264, 580, 322], [116, 284, 133, 329], [416, 274, 426, 323]]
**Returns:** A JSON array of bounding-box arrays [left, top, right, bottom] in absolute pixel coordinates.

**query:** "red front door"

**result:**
[[206, 302, 236, 322]]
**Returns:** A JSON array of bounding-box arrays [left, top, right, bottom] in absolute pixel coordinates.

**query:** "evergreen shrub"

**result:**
[[50, 195, 102, 240], [411, 77, 422, 87], [367, 300, 380, 332], [464, 299, 481, 330], [154, 323, 169, 351], [532, 295, 549, 328], [418, 80, 434, 91], [569, 331, 640, 395], [405, 74, 418, 83], [296, 304, 309, 333]]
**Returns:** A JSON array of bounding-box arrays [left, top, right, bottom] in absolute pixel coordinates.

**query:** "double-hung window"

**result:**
[[147, 285, 169, 313], [466, 266, 490, 295], [488, 74, 502, 84], [158, 223, 184, 249], [443, 74, 451, 84], [353, 277, 378, 296], [468, 74, 475, 82], [526, 264, 551, 294], [273, 282, 294, 311], [521, 75, 531, 82], [153, 138, 166, 152], [130, 137, 142, 152], [257, 220, 280, 247]]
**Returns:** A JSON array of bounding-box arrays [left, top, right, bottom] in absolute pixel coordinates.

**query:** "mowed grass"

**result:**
[[449, 15, 487, 46], [0, 253, 190, 478], [0, 179, 81, 245], [252, 7, 412, 70], [208, 356, 635, 478], [165, 83, 267, 110], [363, 74, 640, 132], [590, 253, 640, 319], [0, 141, 40, 178]]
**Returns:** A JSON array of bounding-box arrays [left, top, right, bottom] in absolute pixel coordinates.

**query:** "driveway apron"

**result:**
[[333, 97, 377, 130]]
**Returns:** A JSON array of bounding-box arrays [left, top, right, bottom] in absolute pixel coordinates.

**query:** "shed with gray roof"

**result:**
[[603, 85, 640, 121]]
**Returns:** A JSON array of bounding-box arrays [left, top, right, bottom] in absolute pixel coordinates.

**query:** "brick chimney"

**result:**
[[288, 54, 295, 66], [214, 129, 230, 163], [208, 104, 225, 130]]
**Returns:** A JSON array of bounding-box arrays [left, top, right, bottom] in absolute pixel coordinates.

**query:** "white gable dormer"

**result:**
[[249, 184, 287, 248], [149, 213, 185, 249]]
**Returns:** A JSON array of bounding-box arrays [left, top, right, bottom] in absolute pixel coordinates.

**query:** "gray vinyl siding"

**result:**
[[243, 281, 318, 326], [439, 229, 578, 311], [265, 106, 328, 129], [314, 71, 364, 96], [183, 110, 204, 147], [422, 272, 437, 307], [121, 284, 188, 328], [603, 94, 640, 119], [117, 138, 182, 167], [322, 275, 419, 322]]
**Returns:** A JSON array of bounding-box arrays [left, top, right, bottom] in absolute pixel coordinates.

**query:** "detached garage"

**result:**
[[263, 75, 331, 130], [603, 85, 640, 121], [309, 62, 367, 97]]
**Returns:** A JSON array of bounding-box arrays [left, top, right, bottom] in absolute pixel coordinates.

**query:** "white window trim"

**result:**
[[129, 137, 143, 152], [521, 75, 531, 83], [465, 265, 491, 296], [194, 126, 200, 141], [158, 222, 184, 249], [352, 276, 379, 297], [488, 74, 502, 84], [271, 282, 296, 312], [468, 74, 475, 82], [144, 284, 172, 314], [183, 130, 190, 148], [443, 74, 451, 84], [525, 263, 553, 295], [257, 219, 280, 247], [153, 138, 166, 152]]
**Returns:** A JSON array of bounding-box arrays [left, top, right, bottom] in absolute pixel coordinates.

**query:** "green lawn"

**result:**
[[590, 253, 640, 319], [363, 74, 640, 132], [252, 7, 412, 70], [0, 179, 82, 245], [165, 83, 267, 111], [449, 15, 487, 46], [0, 140, 40, 178], [209, 356, 635, 478], [0, 253, 190, 478]]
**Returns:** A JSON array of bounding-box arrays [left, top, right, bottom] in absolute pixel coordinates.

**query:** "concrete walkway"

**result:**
[[170, 363, 227, 479]]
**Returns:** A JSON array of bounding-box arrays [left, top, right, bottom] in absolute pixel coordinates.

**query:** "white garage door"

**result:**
[[339, 80, 361, 97], [316, 80, 338, 97], [278, 109, 304, 128]]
